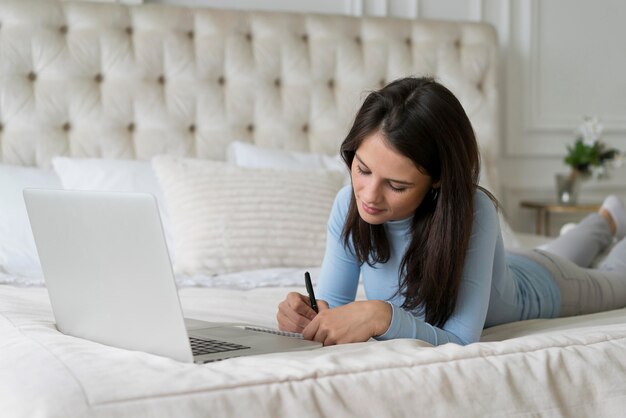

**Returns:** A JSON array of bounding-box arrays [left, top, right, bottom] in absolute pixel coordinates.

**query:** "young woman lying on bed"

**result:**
[[277, 77, 626, 346]]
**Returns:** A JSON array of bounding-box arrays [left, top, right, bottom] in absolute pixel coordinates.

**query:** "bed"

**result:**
[[2, 1, 626, 416]]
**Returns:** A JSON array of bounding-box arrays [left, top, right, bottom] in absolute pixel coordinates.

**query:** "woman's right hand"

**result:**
[[277, 292, 328, 333]]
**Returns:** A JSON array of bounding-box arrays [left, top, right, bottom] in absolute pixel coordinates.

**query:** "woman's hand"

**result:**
[[276, 292, 329, 333], [302, 300, 392, 346]]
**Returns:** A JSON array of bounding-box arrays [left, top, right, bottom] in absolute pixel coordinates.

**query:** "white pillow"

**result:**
[[229, 141, 520, 247], [152, 156, 345, 275], [227, 141, 351, 185], [0, 164, 62, 281], [51, 157, 172, 247]]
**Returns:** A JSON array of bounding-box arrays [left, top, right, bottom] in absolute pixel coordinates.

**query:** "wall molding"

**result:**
[[525, 0, 626, 134], [505, 0, 626, 157]]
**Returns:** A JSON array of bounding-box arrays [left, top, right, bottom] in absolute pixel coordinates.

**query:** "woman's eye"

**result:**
[[389, 184, 407, 193], [356, 165, 370, 175]]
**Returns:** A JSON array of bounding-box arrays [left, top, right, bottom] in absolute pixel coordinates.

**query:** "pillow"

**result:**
[[51, 157, 172, 247], [229, 141, 521, 248], [152, 156, 345, 275], [0, 164, 62, 281], [227, 141, 351, 185]]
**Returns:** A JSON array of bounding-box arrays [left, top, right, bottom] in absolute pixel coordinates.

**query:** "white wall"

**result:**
[[144, 0, 480, 19], [498, 0, 626, 234], [146, 0, 626, 234]]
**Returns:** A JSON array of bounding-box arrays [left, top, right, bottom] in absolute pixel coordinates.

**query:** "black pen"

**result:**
[[304, 271, 318, 313]]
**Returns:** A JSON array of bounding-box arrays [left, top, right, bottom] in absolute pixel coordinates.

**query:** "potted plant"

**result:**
[[557, 116, 622, 204]]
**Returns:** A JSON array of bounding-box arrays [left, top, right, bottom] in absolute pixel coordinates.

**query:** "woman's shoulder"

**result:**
[[337, 184, 353, 199], [333, 184, 353, 211], [329, 185, 352, 216], [473, 187, 499, 221], [327, 185, 353, 234], [474, 187, 496, 205]]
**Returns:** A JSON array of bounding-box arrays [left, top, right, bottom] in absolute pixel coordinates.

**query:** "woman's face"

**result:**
[[351, 131, 435, 224]]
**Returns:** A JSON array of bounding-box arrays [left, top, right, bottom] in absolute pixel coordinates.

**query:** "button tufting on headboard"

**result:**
[[0, 0, 498, 177]]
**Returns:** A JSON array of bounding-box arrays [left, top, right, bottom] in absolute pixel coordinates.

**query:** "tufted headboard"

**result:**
[[0, 0, 498, 183]]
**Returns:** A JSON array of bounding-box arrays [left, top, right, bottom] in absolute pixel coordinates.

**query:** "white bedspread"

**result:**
[[2, 284, 626, 417]]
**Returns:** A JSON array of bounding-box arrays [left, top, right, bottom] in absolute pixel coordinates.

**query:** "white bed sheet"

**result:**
[[2, 283, 626, 417]]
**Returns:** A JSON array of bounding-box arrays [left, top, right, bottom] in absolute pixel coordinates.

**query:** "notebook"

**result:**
[[24, 188, 321, 363]]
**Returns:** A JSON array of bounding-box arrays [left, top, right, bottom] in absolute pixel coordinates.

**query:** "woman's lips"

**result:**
[[361, 201, 384, 215]]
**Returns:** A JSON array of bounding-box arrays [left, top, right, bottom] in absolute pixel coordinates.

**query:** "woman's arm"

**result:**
[[375, 191, 500, 345], [277, 186, 361, 332], [314, 186, 361, 307], [302, 189, 500, 346]]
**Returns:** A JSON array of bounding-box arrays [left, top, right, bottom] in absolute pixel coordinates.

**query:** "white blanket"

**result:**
[[2, 284, 626, 417]]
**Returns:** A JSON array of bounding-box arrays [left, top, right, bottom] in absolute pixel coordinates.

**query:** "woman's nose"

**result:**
[[361, 180, 381, 204]]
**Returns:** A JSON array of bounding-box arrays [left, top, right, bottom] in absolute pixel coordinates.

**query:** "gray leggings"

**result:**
[[516, 214, 626, 317]]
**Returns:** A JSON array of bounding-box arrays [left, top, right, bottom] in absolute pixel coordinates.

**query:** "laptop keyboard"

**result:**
[[189, 336, 250, 356]]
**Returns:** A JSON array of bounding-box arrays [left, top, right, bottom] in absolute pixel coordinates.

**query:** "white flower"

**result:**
[[577, 116, 603, 145], [592, 165, 608, 180]]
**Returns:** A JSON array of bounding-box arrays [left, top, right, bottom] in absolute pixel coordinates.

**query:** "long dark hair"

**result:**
[[340, 77, 492, 328]]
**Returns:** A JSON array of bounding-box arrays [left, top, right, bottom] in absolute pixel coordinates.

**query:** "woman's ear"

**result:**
[[432, 180, 441, 189]]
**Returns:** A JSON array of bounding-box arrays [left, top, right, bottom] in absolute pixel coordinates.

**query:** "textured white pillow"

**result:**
[[228, 142, 521, 248], [152, 156, 345, 275], [0, 164, 62, 281], [52, 157, 172, 247], [52, 157, 164, 196], [227, 141, 351, 185]]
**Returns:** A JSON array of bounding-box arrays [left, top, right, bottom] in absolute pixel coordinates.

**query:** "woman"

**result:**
[[276, 77, 626, 346]]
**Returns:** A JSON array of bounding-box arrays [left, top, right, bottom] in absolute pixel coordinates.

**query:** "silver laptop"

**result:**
[[24, 188, 321, 363]]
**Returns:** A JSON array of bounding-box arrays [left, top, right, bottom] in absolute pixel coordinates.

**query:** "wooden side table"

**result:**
[[520, 200, 601, 236]]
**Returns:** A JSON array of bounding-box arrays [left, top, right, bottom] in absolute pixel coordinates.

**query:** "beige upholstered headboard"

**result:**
[[0, 0, 498, 180]]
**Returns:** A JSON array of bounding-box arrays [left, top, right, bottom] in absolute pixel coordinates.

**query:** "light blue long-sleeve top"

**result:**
[[315, 186, 561, 346]]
